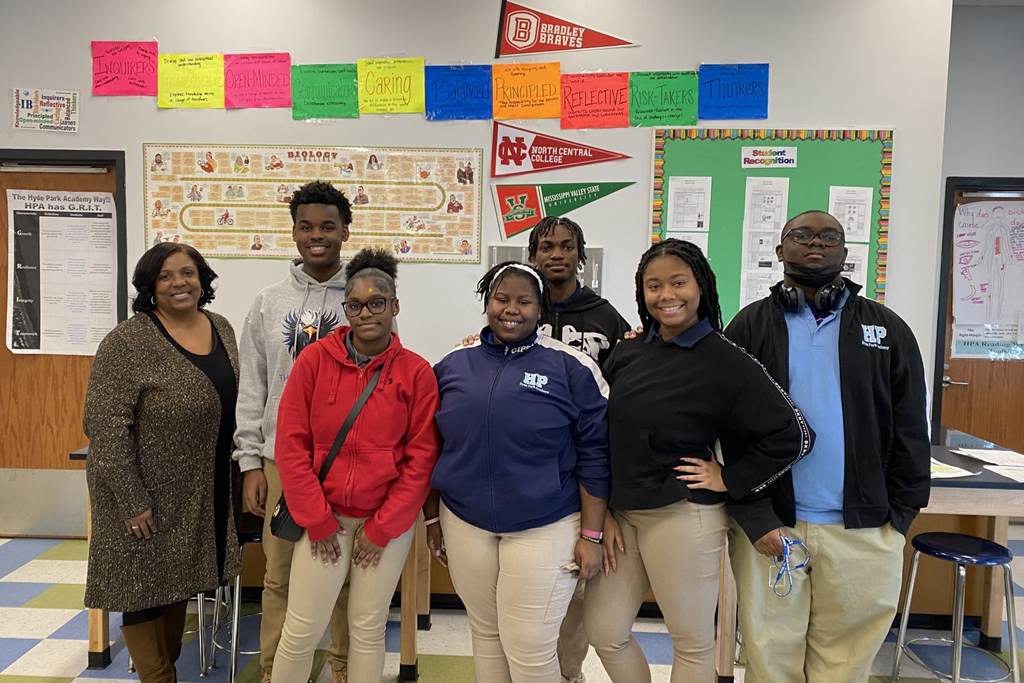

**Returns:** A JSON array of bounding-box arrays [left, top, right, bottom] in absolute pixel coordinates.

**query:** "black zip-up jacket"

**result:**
[[724, 279, 930, 542], [603, 319, 814, 527], [541, 284, 631, 366]]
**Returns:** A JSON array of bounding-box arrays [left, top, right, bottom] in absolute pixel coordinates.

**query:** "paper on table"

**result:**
[[952, 448, 1024, 467], [983, 465, 1024, 483], [930, 457, 979, 479]]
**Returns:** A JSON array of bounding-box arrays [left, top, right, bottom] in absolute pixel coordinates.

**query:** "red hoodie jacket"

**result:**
[[275, 327, 440, 545]]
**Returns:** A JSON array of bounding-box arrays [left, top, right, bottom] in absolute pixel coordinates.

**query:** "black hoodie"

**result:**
[[540, 283, 631, 366]]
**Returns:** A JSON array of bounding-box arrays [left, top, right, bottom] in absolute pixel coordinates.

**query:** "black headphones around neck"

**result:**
[[776, 280, 845, 313]]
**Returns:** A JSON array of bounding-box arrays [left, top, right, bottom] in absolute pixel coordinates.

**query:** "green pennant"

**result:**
[[539, 181, 634, 214]]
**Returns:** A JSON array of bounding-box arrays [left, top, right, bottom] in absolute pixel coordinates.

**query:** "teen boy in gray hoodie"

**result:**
[[232, 181, 354, 683]]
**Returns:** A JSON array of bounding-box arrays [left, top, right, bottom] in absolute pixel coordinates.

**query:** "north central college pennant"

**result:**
[[496, 0, 638, 58], [492, 182, 634, 238], [491, 122, 630, 178]]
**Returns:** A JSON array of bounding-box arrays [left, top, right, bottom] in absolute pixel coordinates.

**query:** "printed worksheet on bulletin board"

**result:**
[[144, 143, 483, 264], [649, 128, 892, 322]]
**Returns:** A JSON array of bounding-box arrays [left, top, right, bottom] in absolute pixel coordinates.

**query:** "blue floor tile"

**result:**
[[49, 609, 90, 640], [908, 640, 1013, 679], [0, 637, 41, 671], [385, 619, 400, 653], [635, 630, 673, 666], [0, 581, 50, 607], [0, 538, 60, 580]]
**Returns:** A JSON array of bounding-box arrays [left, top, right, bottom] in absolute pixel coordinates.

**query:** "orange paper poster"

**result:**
[[492, 62, 560, 119], [158, 54, 224, 108], [560, 72, 629, 129]]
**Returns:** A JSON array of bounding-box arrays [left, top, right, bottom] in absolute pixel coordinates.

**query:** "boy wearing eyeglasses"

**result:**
[[232, 181, 355, 683], [723, 210, 930, 683]]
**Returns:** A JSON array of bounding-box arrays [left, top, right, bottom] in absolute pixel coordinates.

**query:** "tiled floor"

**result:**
[[1, 531, 1023, 682]]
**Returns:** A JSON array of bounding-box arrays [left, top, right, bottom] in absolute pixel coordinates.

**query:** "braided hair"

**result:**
[[634, 239, 722, 333], [527, 215, 587, 265], [475, 261, 549, 313]]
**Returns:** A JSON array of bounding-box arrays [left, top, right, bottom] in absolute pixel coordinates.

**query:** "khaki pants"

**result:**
[[728, 518, 905, 683], [584, 500, 726, 683], [441, 504, 580, 683], [557, 580, 589, 679], [261, 459, 349, 674], [270, 515, 414, 683]]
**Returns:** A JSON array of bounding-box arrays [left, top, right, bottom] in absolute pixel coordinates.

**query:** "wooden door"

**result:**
[[0, 164, 118, 470], [935, 179, 1024, 452]]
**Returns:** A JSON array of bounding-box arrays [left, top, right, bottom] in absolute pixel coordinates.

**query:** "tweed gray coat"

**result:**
[[83, 311, 242, 612]]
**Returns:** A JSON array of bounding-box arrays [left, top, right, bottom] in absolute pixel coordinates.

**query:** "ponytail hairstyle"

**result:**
[[634, 239, 722, 333], [475, 261, 548, 312], [344, 248, 398, 296]]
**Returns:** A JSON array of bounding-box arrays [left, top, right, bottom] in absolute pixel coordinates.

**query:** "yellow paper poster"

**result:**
[[492, 62, 560, 119], [357, 57, 425, 114], [158, 54, 225, 108]]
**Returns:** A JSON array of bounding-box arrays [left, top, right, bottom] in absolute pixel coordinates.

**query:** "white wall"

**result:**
[[0, 0, 953, 375], [944, 6, 1024, 178]]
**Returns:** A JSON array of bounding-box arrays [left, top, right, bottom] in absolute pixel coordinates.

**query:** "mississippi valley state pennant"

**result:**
[[491, 121, 630, 178], [495, 0, 639, 58], [491, 181, 634, 238]]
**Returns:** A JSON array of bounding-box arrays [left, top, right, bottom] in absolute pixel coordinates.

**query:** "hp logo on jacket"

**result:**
[[521, 372, 550, 394], [861, 324, 890, 350]]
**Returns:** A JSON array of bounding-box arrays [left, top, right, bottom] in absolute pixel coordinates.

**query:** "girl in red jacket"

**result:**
[[272, 248, 440, 683]]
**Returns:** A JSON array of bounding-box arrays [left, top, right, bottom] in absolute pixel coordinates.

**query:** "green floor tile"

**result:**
[[35, 540, 87, 561], [21, 583, 85, 609], [418, 653, 477, 682], [0, 676, 74, 683]]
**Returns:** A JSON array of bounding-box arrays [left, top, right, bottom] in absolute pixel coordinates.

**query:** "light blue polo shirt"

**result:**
[[785, 289, 850, 524]]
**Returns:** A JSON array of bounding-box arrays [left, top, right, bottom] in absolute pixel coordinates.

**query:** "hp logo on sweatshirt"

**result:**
[[861, 325, 890, 350], [520, 372, 550, 394]]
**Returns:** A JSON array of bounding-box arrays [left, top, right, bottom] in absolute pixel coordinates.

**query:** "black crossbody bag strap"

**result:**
[[316, 366, 382, 482]]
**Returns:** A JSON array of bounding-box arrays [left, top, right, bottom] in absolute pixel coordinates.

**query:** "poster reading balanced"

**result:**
[[6, 190, 118, 355]]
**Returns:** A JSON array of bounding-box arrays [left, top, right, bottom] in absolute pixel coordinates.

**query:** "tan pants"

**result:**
[[270, 515, 414, 683], [260, 459, 349, 674], [441, 504, 580, 683], [728, 518, 905, 683], [557, 580, 589, 679], [584, 500, 727, 683]]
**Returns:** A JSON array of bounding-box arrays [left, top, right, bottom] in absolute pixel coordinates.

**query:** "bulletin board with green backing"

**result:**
[[649, 128, 892, 323]]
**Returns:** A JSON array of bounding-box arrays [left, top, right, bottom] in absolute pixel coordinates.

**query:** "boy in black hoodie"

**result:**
[[528, 216, 629, 683]]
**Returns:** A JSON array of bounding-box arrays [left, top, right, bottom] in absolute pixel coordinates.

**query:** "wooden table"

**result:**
[[80, 443, 431, 679], [714, 442, 1024, 681]]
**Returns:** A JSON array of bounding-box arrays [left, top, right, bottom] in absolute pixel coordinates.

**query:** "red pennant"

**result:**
[[495, 0, 638, 58], [491, 122, 630, 178]]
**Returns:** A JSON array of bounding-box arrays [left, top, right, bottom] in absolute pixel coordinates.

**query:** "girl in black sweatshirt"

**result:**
[[582, 239, 813, 682]]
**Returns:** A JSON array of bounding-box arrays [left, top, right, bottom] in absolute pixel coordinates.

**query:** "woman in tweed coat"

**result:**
[[84, 242, 241, 683]]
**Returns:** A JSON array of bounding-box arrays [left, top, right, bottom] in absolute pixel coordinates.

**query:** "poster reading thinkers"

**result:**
[[144, 143, 483, 264]]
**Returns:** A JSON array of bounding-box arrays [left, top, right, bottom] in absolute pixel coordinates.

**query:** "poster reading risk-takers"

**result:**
[[144, 143, 482, 263], [6, 190, 117, 355]]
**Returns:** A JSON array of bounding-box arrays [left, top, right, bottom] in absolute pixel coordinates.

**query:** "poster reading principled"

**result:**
[[951, 200, 1024, 359], [144, 143, 482, 263], [6, 190, 117, 355]]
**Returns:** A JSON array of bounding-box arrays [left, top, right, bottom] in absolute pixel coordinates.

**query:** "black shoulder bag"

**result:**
[[270, 367, 382, 542]]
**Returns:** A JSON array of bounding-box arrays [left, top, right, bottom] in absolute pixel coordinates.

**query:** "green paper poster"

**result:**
[[291, 64, 358, 120], [492, 181, 634, 238], [629, 71, 697, 126]]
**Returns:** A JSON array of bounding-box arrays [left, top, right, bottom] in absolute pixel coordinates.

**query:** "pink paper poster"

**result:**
[[224, 52, 291, 109], [91, 41, 158, 96]]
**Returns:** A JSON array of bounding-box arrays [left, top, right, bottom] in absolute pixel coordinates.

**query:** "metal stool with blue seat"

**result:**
[[891, 532, 1020, 683]]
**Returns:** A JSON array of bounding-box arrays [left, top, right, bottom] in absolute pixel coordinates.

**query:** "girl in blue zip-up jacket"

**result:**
[[424, 261, 610, 683]]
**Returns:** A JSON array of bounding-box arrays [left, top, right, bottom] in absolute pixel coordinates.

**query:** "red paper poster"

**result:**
[[496, 0, 638, 58], [560, 72, 629, 129], [224, 53, 291, 109], [91, 41, 158, 96], [491, 122, 630, 177]]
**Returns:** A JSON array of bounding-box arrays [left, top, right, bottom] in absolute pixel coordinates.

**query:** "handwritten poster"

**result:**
[[559, 72, 629, 129], [224, 53, 291, 109], [357, 58, 425, 114], [425, 65, 493, 120], [91, 41, 158, 96], [629, 71, 697, 126], [492, 62, 561, 120], [698, 63, 769, 120], [12, 89, 79, 133], [291, 64, 358, 120], [158, 54, 225, 108]]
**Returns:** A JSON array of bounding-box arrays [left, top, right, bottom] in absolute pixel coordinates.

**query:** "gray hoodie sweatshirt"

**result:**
[[232, 259, 347, 472]]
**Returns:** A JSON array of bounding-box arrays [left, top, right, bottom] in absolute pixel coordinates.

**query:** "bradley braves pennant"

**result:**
[[496, 0, 639, 58], [491, 121, 630, 178]]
